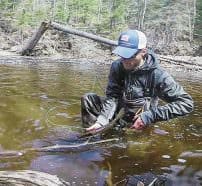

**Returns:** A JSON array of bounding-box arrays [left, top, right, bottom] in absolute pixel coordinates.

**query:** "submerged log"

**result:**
[[0, 138, 119, 158], [0, 170, 70, 186], [21, 21, 50, 55]]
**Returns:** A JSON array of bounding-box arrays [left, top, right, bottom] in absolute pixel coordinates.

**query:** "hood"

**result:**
[[132, 50, 159, 73]]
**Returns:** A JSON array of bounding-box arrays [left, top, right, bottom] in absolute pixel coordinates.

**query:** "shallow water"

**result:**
[[0, 58, 201, 185]]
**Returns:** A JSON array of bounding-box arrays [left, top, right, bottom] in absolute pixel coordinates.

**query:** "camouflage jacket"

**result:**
[[96, 51, 193, 126]]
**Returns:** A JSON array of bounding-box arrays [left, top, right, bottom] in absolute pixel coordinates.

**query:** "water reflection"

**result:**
[[0, 60, 201, 185], [30, 151, 108, 185]]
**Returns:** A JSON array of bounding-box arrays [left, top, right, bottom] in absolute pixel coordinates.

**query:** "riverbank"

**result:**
[[0, 21, 201, 69], [0, 49, 202, 73]]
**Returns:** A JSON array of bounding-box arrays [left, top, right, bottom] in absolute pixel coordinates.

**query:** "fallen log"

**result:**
[[20, 21, 201, 69], [21, 21, 50, 55], [50, 22, 117, 46], [20, 21, 117, 56], [159, 55, 202, 70], [0, 170, 70, 186], [159, 55, 202, 67]]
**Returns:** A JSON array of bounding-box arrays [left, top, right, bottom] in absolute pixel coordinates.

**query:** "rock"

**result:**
[[0, 170, 70, 186]]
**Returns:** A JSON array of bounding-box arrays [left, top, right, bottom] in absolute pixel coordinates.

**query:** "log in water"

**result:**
[[0, 170, 70, 186], [0, 138, 119, 158]]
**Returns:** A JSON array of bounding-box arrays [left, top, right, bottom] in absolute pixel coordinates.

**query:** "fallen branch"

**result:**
[[20, 21, 50, 55], [50, 22, 117, 46], [0, 138, 119, 157], [159, 55, 202, 67], [20, 21, 117, 56], [35, 138, 119, 151]]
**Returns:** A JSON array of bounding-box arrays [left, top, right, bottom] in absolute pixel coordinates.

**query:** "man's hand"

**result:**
[[86, 122, 103, 132], [130, 116, 145, 130]]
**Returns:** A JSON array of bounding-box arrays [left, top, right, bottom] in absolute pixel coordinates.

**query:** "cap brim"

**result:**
[[112, 46, 138, 59]]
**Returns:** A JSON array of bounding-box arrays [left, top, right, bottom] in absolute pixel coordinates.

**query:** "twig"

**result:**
[[114, 178, 127, 186], [148, 178, 158, 186]]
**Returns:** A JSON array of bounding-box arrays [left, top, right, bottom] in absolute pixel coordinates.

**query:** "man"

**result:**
[[81, 30, 193, 132]]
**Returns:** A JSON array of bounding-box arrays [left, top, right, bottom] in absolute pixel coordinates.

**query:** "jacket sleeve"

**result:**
[[140, 71, 194, 125], [106, 60, 125, 98], [96, 61, 124, 126]]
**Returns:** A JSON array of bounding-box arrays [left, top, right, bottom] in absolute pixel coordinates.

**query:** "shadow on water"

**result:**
[[0, 58, 201, 185]]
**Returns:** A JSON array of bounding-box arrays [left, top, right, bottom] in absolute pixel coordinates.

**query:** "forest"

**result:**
[[0, 0, 202, 55]]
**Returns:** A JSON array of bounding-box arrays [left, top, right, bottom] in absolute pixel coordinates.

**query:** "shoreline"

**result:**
[[0, 49, 201, 70]]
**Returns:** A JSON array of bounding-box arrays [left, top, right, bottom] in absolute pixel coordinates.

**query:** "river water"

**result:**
[[0, 58, 201, 185]]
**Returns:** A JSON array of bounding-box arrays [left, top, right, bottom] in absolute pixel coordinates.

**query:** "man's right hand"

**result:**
[[85, 122, 103, 132]]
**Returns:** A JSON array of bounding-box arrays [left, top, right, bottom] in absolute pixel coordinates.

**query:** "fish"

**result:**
[[79, 108, 125, 138]]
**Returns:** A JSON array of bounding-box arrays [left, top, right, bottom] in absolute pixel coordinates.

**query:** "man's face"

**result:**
[[121, 49, 146, 70]]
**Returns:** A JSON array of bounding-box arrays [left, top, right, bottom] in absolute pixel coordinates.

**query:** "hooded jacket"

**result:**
[[96, 51, 193, 126]]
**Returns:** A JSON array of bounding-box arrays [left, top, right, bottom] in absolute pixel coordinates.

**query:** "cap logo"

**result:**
[[121, 35, 129, 42]]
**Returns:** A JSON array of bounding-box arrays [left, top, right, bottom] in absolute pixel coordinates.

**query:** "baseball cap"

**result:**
[[112, 30, 147, 59]]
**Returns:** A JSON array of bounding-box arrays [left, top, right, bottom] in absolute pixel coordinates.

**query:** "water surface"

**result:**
[[0, 58, 201, 185]]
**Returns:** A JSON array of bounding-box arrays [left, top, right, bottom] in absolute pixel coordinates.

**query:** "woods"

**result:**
[[0, 0, 201, 56]]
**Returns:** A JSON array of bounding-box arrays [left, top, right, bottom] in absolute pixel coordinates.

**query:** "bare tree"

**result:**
[[137, 0, 147, 30], [141, 0, 147, 29], [97, 0, 102, 22]]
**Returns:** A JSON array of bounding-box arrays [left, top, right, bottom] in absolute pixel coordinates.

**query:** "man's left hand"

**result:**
[[130, 117, 145, 130]]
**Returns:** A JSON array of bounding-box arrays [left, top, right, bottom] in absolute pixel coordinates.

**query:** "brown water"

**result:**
[[0, 58, 201, 185]]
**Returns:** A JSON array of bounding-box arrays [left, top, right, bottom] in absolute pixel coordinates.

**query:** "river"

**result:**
[[0, 58, 201, 185]]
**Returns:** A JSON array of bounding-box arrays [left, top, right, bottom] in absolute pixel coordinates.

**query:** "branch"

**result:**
[[0, 138, 119, 157], [159, 55, 202, 67], [20, 21, 50, 55]]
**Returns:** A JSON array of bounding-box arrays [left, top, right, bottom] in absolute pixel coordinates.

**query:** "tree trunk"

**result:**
[[20, 21, 118, 56], [97, 0, 102, 22], [192, 0, 196, 40], [50, 22, 117, 46], [137, 0, 141, 29], [20, 21, 50, 55], [141, 0, 147, 30]]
